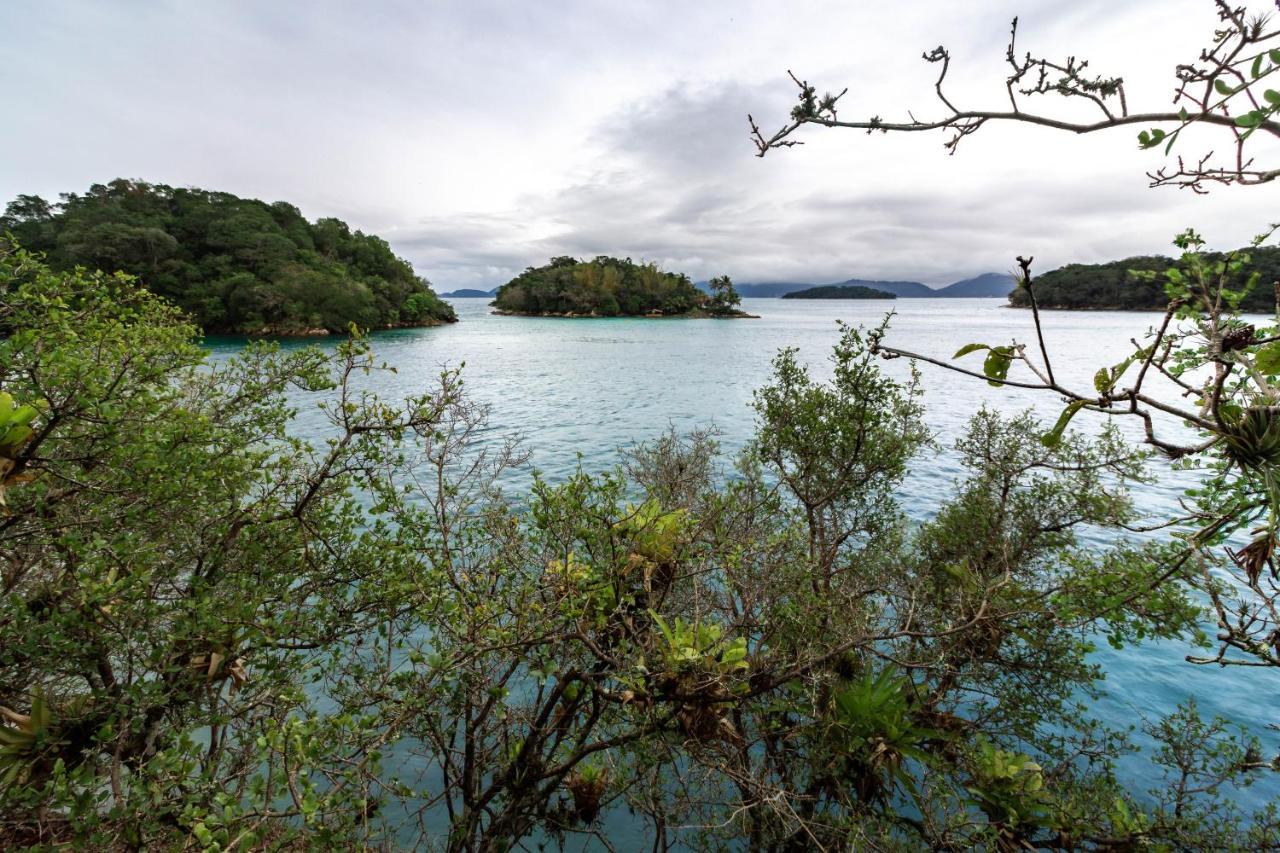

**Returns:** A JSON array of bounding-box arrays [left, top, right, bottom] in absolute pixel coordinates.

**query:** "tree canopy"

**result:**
[[492, 256, 746, 317], [0, 179, 456, 335], [3, 248, 1275, 849]]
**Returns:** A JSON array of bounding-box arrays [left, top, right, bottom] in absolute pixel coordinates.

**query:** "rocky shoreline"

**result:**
[[243, 316, 459, 337]]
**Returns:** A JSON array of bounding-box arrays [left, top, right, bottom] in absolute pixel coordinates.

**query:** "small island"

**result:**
[[491, 256, 754, 317], [780, 284, 897, 300], [441, 288, 496, 298], [0, 179, 457, 335]]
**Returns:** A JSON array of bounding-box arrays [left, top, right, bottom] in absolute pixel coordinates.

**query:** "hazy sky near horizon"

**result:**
[[3, 1, 1278, 289]]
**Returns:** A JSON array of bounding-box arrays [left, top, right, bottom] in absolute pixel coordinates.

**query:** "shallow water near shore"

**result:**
[[206, 296, 1280, 842]]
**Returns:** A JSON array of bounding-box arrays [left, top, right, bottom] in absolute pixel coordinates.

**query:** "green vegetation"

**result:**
[[0, 179, 456, 334], [491, 255, 748, 317], [1007, 244, 1280, 311], [3, 246, 1276, 849], [781, 284, 896, 299], [948, 226, 1280, 670]]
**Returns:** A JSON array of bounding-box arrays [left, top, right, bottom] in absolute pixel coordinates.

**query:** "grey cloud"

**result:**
[[3, 0, 1274, 292]]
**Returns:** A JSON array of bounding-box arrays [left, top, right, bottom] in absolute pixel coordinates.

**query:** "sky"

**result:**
[[2, 0, 1278, 290]]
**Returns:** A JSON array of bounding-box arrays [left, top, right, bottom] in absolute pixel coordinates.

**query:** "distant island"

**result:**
[[696, 272, 1013, 299], [781, 284, 896, 300], [492, 257, 753, 318], [442, 288, 497, 298], [1009, 247, 1280, 311], [0, 179, 457, 335]]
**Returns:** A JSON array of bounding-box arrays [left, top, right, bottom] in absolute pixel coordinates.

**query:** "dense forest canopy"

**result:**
[[0, 179, 455, 334], [780, 284, 896, 299], [492, 256, 745, 316], [1010, 246, 1280, 311]]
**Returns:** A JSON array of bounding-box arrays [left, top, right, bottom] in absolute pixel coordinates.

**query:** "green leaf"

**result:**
[[1215, 78, 1234, 96], [9, 405, 40, 429], [1265, 89, 1280, 106], [1252, 53, 1265, 79], [982, 346, 1014, 387], [0, 425, 33, 455], [1235, 111, 1264, 128], [1094, 353, 1139, 393], [954, 343, 990, 359], [1041, 400, 1088, 447], [1256, 342, 1280, 375], [1271, 49, 1280, 65]]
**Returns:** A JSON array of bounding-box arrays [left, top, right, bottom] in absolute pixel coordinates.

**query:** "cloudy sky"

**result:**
[[3, 1, 1277, 290]]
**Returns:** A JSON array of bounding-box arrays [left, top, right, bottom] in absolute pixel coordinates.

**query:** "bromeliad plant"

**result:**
[[964, 739, 1058, 848], [827, 666, 941, 805], [650, 613, 750, 677], [0, 691, 55, 791], [2, 243, 1276, 850], [0, 391, 44, 506]]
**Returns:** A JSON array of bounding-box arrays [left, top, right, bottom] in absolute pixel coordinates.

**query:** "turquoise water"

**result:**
[[207, 296, 1278, 825]]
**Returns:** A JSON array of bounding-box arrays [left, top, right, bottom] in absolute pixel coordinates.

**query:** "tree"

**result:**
[[5, 246, 1276, 848], [491, 256, 741, 317], [705, 274, 742, 314], [750, 1, 1280, 193], [750, 1, 1280, 676], [0, 180, 456, 334]]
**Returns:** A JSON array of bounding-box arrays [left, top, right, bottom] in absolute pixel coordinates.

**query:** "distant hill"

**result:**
[[443, 288, 496, 298], [1009, 248, 1280, 311], [936, 272, 1014, 297], [695, 281, 812, 298], [781, 285, 896, 300], [0, 179, 457, 334], [697, 274, 1013, 298], [832, 278, 935, 298]]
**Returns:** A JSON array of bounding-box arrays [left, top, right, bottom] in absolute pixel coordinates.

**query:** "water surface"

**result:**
[[207, 296, 1279, 827]]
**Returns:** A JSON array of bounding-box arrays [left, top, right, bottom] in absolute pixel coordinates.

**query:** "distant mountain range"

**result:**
[[447, 273, 1015, 300], [696, 273, 1014, 299]]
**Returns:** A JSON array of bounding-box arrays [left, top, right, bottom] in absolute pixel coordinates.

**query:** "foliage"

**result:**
[[492, 255, 745, 317], [0, 179, 456, 334], [704, 274, 743, 314], [935, 226, 1280, 671], [1, 246, 1275, 849], [780, 284, 897, 300]]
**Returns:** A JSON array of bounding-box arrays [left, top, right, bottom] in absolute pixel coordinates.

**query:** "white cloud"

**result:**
[[2, 0, 1275, 289]]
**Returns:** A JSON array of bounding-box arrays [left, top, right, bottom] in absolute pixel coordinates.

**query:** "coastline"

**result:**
[[490, 308, 759, 319], [240, 315, 459, 337]]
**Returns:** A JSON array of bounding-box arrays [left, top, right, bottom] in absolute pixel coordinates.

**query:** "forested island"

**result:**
[[0, 179, 456, 335], [780, 284, 896, 300], [1010, 246, 1280, 311], [442, 288, 496, 298], [492, 256, 751, 317]]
